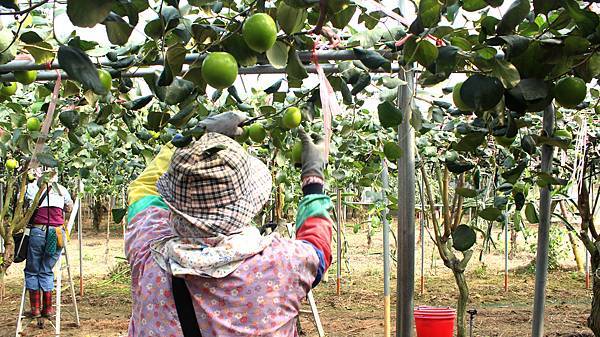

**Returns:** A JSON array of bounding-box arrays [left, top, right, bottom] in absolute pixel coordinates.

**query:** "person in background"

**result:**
[[125, 112, 333, 336], [24, 173, 73, 318]]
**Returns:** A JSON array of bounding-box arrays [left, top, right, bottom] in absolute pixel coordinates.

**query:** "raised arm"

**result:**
[[295, 128, 333, 288]]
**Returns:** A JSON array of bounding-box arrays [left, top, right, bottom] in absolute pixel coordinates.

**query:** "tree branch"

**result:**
[[0, 0, 50, 15], [312, 0, 327, 35]]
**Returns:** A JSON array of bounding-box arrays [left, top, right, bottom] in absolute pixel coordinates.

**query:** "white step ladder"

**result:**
[[15, 195, 82, 336]]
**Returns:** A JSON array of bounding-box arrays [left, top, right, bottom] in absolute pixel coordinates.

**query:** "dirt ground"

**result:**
[[0, 219, 595, 337]]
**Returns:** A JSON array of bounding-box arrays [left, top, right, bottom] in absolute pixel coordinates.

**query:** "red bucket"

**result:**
[[414, 306, 456, 337]]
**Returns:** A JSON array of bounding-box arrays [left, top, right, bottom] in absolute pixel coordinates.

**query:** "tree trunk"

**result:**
[[0, 229, 14, 275], [91, 198, 103, 232], [588, 251, 600, 335], [509, 227, 518, 259], [453, 270, 469, 337], [568, 232, 585, 273]]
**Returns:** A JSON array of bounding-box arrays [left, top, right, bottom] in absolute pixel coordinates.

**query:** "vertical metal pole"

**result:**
[[418, 181, 426, 295], [381, 161, 391, 337], [504, 211, 509, 292], [78, 180, 84, 297], [531, 104, 555, 337], [336, 189, 342, 296], [586, 250, 590, 289], [396, 66, 415, 337]]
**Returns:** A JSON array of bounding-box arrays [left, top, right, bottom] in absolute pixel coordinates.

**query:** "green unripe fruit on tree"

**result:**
[[248, 123, 266, 143], [98, 69, 113, 92], [236, 126, 250, 143], [453, 82, 472, 111], [26, 117, 41, 132], [242, 13, 278, 53], [5, 159, 18, 170], [282, 107, 302, 129], [14, 70, 37, 85], [201, 52, 239, 89], [554, 77, 586, 108], [0, 82, 17, 96], [291, 142, 303, 164]]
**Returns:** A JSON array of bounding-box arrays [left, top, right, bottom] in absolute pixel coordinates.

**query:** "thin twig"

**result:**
[[0, 0, 49, 16]]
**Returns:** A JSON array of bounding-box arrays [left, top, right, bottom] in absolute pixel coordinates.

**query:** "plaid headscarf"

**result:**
[[152, 133, 273, 278]]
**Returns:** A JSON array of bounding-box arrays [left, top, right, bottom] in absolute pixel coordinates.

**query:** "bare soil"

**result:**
[[0, 220, 595, 337]]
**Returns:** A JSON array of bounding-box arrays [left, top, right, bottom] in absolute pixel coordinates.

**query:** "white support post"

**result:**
[[531, 104, 555, 337], [381, 161, 391, 337], [396, 65, 416, 337]]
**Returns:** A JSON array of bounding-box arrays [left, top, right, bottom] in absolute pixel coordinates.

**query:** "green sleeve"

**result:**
[[128, 195, 169, 223], [295, 194, 333, 229]]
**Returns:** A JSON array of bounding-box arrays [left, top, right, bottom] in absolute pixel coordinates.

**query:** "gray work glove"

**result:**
[[298, 127, 327, 180], [199, 111, 247, 137]]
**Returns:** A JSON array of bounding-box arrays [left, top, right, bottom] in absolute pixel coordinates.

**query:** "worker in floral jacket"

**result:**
[[125, 112, 333, 337]]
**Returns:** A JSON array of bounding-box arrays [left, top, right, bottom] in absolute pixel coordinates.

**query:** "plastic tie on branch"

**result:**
[[30, 61, 62, 169], [311, 39, 342, 158]]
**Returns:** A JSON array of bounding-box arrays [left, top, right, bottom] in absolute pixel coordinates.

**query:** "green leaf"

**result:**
[[378, 101, 402, 128], [266, 41, 289, 69], [350, 72, 371, 95], [277, 2, 307, 35], [414, 40, 438, 67], [455, 188, 478, 198], [169, 105, 196, 128], [460, 74, 504, 111], [125, 95, 154, 110], [462, 0, 487, 11], [492, 59, 520, 89], [533, 0, 560, 15], [103, 13, 134, 46], [452, 225, 476, 251], [449, 36, 471, 51], [479, 207, 502, 222], [67, 0, 115, 28], [24, 42, 54, 64], [560, 0, 599, 36], [453, 133, 486, 152], [353, 48, 390, 71], [162, 78, 196, 105], [524, 203, 539, 224], [286, 47, 308, 81], [419, 0, 441, 28], [147, 111, 171, 131], [57, 45, 107, 95], [496, 0, 530, 35], [330, 5, 356, 29], [37, 152, 59, 168]]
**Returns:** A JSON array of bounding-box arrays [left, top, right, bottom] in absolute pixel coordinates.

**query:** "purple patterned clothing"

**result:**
[[125, 206, 320, 337]]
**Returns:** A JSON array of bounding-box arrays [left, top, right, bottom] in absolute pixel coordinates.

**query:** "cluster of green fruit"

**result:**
[[201, 13, 277, 90], [237, 106, 301, 143]]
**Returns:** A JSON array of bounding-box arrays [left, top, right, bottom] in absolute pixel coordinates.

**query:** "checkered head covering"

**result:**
[[157, 132, 272, 236]]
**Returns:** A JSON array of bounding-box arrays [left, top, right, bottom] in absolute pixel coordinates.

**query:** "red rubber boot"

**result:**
[[41, 291, 54, 317], [29, 290, 41, 318]]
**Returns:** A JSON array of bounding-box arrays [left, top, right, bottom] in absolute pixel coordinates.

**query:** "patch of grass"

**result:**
[[100, 260, 131, 286]]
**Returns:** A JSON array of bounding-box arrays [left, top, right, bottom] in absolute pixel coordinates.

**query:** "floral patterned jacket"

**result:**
[[125, 144, 333, 337]]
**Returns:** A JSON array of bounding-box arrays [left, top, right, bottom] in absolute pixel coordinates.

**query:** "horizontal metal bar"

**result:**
[[0, 63, 401, 81], [0, 50, 397, 73]]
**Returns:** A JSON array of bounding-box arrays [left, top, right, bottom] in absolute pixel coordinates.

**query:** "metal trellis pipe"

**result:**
[[0, 63, 402, 82], [396, 65, 416, 337], [531, 104, 555, 337]]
